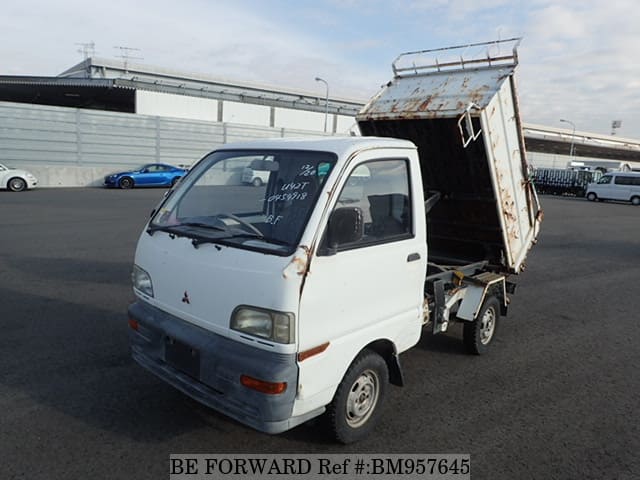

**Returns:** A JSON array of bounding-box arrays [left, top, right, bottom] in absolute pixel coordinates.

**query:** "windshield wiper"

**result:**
[[223, 232, 291, 247], [147, 223, 290, 250], [178, 221, 227, 231], [147, 222, 227, 236]]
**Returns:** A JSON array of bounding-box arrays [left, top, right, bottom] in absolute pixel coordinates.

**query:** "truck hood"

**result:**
[[133, 231, 305, 346]]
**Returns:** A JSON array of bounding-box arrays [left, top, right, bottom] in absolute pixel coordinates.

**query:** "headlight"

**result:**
[[132, 265, 154, 297], [231, 307, 295, 344]]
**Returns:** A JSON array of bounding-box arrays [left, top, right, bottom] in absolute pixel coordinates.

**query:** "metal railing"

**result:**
[[392, 38, 521, 77]]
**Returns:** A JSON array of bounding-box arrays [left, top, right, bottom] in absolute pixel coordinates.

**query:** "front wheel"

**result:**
[[118, 177, 134, 189], [463, 296, 500, 355], [586, 192, 597, 202], [252, 177, 263, 187], [631, 196, 640, 206], [326, 349, 388, 444], [8, 177, 27, 192]]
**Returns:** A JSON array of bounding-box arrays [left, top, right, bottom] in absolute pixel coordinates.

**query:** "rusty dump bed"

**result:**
[[357, 39, 542, 274]]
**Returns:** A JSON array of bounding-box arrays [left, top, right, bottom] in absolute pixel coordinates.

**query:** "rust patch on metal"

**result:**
[[282, 246, 311, 280], [417, 95, 433, 112], [468, 85, 490, 105]]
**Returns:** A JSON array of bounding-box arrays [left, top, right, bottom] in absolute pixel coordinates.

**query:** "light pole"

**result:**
[[315, 77, 329, 133], [559, 119, 576, 158]]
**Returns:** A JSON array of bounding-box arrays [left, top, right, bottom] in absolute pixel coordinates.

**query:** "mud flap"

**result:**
[[432, 279, 445, 334]]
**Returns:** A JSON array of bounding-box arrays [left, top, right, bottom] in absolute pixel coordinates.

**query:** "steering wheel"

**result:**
[[216, 213, 264, 237]]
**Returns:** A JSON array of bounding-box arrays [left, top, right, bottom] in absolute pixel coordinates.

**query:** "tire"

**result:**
[[326, 349, 388, 444], [118, 177, 134, 189], [586, 192, 597, 202], [252, 177, 263, 187], [171, 177, 181, 187], [631, 196, 640, 206], [8, 177, 27, 192], [463, 296, 500, 355]]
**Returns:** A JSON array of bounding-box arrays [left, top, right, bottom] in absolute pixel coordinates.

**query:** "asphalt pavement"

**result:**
[[1, 188, 638, 479]]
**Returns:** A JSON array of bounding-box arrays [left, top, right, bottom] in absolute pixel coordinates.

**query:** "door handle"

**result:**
[[407, 253, 421, 262]]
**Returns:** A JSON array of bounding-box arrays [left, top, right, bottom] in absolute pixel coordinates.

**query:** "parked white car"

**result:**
[[0, 163, 38, 192], [241, 166, 271, 187]]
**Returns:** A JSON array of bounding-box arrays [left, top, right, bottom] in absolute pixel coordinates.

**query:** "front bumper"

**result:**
[[128, 301, 319, 434], [104, 177, 117, 187]]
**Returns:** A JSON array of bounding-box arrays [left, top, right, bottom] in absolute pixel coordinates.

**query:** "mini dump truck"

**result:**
[[128, 38, 542, 443]]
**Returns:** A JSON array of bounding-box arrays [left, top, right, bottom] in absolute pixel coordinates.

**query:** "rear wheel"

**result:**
[[464, 296, 500, 355], [252, 177, 263, 187], [8, 177, 27, 192], [326, 349, 388, 444], [631, 196, 640, 206], [118, 177, 134, 189], [586, 192, 597, 202]]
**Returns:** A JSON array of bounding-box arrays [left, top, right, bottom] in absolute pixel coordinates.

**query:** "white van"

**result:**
[[585, 172, 640, 205]]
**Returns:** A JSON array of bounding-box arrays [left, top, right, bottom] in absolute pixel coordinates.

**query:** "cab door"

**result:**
[[138, 164, 167, 186], [612, 175, 632, 201], [294, 150, 427, 413], [594, 175, 614, 199]]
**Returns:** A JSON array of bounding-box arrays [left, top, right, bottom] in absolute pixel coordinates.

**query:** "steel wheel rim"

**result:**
[[345, 369, 379, 428], [480, 307, 496, 345], [10, 178, 25, 191]]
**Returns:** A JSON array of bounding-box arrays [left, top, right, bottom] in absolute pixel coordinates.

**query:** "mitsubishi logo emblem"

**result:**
[[181, 291, 190, 304]]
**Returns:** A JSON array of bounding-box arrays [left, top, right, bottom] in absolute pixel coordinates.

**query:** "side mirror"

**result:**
[[323, 207, 364, 255]]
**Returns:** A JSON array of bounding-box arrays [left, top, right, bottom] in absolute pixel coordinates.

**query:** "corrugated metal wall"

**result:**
[[0, 101, 330, 186]]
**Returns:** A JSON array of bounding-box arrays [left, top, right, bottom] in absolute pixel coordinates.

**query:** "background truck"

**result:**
[[128, 38, 542, 444], [532, 167, 602, 196]]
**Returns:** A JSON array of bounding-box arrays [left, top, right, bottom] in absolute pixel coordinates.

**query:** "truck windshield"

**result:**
[[149, 149, 336, 255]]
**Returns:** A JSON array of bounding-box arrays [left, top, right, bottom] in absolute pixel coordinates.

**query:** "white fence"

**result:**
[[0, 101, 330, 187]]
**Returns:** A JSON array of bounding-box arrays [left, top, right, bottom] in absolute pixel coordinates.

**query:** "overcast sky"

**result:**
[[2, 0, 639, 138]]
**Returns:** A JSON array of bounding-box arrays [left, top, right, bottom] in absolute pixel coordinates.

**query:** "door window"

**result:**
[[614, 176, 638, 185], [597, 175, 612, 184], [328, 159, 412, 251]]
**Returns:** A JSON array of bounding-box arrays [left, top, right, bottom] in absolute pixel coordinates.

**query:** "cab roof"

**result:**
[[218, 136, 416, 158]]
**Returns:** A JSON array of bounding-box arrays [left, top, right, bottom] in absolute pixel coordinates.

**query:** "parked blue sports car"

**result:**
[[104, 163, 187, 189]]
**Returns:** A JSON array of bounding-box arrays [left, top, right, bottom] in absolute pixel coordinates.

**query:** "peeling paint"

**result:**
[[282, 246, 310, 280]]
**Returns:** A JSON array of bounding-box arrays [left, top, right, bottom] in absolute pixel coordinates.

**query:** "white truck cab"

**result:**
[[128, 39, 542, 443], [130, 137, 427, 441]]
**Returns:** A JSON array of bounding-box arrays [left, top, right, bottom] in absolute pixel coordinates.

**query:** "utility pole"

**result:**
[[315, 77, 329, 133], [559, 119, 576, 158], [611, 120, 622, 136]]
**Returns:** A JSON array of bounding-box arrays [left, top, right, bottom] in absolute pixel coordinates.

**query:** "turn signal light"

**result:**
[[128, 318, 139, 331], [297, 342, 330, 362], [240, 375, 287, 395]]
